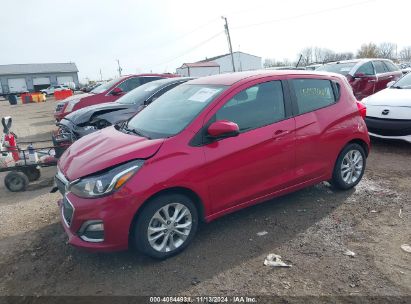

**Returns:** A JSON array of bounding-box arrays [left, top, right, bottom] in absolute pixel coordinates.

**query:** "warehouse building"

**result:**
[[0, 63, 79, 95], [176, 51, 262, 77]]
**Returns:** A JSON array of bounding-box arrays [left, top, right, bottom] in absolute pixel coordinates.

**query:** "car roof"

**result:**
[[188, 70, 345, 86], [324, 58, 394, 65]]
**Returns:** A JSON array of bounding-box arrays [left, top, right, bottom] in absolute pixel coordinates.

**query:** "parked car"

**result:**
[[362, 71, 411, 143], [317, 59, 402, 100], [305, 64, 322, 70], [41, 85, 71, 96], [52, 77, 192, 157], [55, 70, 370, 259], [81, 82, 103, 93], [54, 74, 177, 121]]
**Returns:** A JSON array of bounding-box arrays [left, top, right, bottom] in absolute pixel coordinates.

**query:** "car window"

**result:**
[[373, 61, 389, 74], [316, 62, 357, 76], [291, 79, 336, 114], [215, 81, 285, 132], [146, 82, 181, 105], [141, 76, 163, 84], [383, 61, 400, 72], [117, 77, 143, 92], [356, 62, 375, 75]]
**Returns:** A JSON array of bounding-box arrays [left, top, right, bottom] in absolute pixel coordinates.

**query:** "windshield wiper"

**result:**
[[122, 125, 151, 139], [391, 85, 403, 89]]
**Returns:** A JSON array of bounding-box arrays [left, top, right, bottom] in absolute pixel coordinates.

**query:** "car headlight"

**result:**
[[69, 160, 144, 198], [65, 99, 81, 113]]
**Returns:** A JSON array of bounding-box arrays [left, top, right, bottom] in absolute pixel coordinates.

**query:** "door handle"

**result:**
[[273, 129, 290, 139], [368, 79, 376, 83]]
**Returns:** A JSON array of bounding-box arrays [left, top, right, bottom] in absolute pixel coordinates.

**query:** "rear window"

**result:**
[[383, 61, 400, 72], [291, 79, 336, 115], [316, 62, 357, 76]]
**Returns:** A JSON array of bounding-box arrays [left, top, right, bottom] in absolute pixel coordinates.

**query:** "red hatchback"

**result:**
[[54, 74, 176, 121], [55, 70, 370, 259], [317, 59, 402, 100]]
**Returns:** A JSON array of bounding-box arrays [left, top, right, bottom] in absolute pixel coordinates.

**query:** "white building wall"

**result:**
[[176, 67, 189, 76], [215, 53, 262, 73], [188, 66, 220, 77], [176, 66, 219, 77]]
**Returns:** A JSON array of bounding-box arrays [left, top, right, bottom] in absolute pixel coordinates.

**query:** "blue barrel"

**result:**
[[8, 94, 17, 105]]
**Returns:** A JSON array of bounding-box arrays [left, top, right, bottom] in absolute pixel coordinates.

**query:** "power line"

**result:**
[[232, 0, 375, 30], [144, 31, 224, 68]]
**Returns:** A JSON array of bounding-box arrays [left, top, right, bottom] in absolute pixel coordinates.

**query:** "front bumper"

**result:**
[[368, 132, 411, 143], [57, 191, 140, 252]]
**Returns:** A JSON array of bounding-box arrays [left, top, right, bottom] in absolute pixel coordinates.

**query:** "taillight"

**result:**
[[356, 101, 366, 119]]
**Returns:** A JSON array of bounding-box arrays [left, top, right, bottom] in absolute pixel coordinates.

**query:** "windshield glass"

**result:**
[[126, 84, 227, 139], [317, 62, 357, 75], [392, 72, 411, 89], [90, 77, 123, 94], [116, 79, 169, 105]]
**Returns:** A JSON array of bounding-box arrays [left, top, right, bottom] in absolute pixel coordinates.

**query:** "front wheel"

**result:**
[[331, 143, 366, 190], [132, 194, 198, 259]]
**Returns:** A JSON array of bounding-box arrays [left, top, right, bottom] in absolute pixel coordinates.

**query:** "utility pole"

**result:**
[[99, 69, 103, 81], [222, 16, 235, 72], [116, 59, 123, 77]]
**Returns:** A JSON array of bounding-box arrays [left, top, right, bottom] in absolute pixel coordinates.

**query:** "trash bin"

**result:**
[[8, 94, 17, 105]]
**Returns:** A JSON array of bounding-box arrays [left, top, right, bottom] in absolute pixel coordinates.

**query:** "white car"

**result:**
[[40, 85, 70, 96], [363, 72, 411, 143]]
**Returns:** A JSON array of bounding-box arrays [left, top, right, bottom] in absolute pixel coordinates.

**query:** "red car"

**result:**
[[317, 59, 402, 100], [54, 74, 177, 121], [55, 70, 370, 259]]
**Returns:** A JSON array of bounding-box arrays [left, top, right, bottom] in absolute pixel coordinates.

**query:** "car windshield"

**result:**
[[126, 84, 227, 139], [392, 72, 411, 89], [90, 78, 123, 94], [116, 79, 170, 105], [316, 62, 358, 75]]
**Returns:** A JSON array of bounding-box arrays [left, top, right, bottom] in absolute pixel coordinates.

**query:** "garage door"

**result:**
[[8, 78, 27, 93], [57, 76, 74, 85], [33, 77, 50, 85]]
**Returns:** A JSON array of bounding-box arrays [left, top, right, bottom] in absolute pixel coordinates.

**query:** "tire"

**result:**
[[5, 171, 29, 192], [23, 167, 41, 182], [331, 143, 366, 190], [132, 193, 198, 259]]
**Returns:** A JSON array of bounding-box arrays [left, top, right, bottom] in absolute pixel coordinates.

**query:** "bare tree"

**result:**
[[300, 47, 313, 66], [377, 42, 397, 59], [357, 43, 379, 58], [399, 46, 411, 62]]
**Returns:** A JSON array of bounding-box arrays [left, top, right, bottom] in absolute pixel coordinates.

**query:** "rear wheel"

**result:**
[[331, 143, 366, 190], [5, 171, 29, 192], [132, 193, 198, 259]]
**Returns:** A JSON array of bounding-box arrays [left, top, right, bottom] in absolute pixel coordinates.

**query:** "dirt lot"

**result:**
[[0, 99, 410, 301]]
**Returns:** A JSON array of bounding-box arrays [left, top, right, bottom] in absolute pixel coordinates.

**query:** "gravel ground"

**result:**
[[0, 100, 410, 302]]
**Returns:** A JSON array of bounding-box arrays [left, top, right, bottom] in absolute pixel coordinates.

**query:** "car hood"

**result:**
[[64, 102, 132, 125], [56, 93, 92, 106], [58, 126, 164, 180], [364, 88, 411, 107]]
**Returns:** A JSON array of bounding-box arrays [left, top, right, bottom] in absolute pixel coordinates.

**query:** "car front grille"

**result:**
[[366, 117, 411, 136], [62, 197, 74, 227]]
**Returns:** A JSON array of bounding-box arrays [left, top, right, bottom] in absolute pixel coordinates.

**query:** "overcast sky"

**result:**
[[1, 0, 409, 82]]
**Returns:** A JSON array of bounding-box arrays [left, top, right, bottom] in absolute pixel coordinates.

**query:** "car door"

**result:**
[[373, 60, 392, 93], [351, 61, 376, 100], [289, 77, 341, 183], [202, 79, 296, 213]]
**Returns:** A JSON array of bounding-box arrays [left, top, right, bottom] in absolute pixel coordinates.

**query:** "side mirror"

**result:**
[[111, 87, 124, 96], [353, 72, 366, 78], [136, 105, 147, 112], [207, 120, 239, 139], [386, 80, 395, 88]]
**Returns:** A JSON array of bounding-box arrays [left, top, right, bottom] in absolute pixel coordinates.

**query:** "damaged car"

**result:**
[[52, 77, 192, 157]]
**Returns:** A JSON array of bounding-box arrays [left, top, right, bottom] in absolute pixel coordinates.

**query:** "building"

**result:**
[[176, 51, 262, 77], [176, 62, 220, 77], [0, 63, 79, 94]]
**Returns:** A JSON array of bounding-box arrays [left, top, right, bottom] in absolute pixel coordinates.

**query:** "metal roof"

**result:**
[[0, 63, 78, 75], [198, 51, 261, 63], [180, 61, 220, 68]]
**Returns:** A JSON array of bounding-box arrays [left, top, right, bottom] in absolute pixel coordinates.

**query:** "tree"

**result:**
[[399, 46, 411, 62], [357, 43, 379, 58], [377, 42, 397, 59]]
